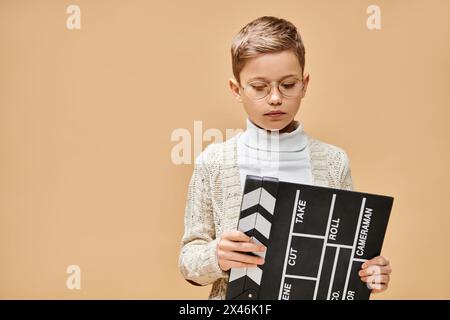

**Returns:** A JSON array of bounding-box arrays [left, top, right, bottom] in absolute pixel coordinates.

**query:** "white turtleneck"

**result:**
[[236, 118, 313, 191]]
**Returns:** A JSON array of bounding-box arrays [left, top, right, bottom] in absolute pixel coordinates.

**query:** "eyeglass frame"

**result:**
[[239, 76, 305, 101]]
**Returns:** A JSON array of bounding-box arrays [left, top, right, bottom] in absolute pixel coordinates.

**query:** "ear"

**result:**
[[300, 73, 310, 98], [228, 78, 243, 103]]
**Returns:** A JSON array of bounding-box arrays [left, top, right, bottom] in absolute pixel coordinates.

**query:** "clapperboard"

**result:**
[[226, 175, 393, 300]]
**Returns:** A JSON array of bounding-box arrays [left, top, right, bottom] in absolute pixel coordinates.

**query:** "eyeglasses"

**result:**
[[241, 77, 304, 101]]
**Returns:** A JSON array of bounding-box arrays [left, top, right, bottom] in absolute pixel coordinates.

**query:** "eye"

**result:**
[[281, 82, 296, 89], [250, 84, 267, 91]]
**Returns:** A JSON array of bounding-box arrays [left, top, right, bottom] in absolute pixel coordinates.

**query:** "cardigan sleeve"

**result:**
[[339, 150, 354, 191], [178, 148, 228, 286]]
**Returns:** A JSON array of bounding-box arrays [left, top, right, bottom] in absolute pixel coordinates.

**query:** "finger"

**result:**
[[222, 230, 251, 242], [222, 260, 258, 270], [360, 265, 382, 277], [360, 274, 390, 284], [219, 239, 266, 253], [362, 256, 389, 269], [366, 280, 386, 290], [358, 265, 392, 277], [371, 284, 388, 294], [220, 251, 265, 265]]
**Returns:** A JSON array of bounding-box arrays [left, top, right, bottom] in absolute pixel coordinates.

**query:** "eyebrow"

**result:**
[[247, 74, 300, 82]]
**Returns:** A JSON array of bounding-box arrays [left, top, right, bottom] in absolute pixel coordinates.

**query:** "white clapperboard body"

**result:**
[[226, 175, 393, 300]]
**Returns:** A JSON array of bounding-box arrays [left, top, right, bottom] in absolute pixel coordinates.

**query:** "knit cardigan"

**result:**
[[178, 132, 354, 300]]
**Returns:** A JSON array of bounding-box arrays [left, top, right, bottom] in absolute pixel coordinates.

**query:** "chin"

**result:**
[[262, 119, 291, 131]]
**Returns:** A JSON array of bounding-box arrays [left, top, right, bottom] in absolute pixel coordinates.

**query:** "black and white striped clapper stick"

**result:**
[[225, 175, 279, 300]]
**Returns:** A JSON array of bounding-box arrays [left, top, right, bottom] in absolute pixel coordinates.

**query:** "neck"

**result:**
[[251, 120, 297, 134], [241, 118, 308, 153], [279, 120, 297, 133]]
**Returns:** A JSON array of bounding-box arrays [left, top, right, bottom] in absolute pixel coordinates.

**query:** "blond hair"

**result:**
[[231, 16, 306, 84]]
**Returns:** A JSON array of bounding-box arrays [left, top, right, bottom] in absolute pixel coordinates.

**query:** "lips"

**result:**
[[265, 110, 286, 116]]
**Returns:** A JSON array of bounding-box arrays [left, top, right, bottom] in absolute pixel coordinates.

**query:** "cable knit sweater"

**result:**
[[178, 132, 354, 300]]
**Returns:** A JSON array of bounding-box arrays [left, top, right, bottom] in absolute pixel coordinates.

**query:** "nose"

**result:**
[[267, 86, 282, 106]]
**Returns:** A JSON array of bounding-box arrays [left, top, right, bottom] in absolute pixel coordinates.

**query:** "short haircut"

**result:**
[[231, 16, 306, 84]]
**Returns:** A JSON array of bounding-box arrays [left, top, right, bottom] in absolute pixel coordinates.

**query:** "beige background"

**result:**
[[1, 0, 449, 299]]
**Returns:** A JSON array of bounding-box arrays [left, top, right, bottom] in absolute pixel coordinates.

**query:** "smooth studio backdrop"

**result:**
[[1, 0, 449, 299]]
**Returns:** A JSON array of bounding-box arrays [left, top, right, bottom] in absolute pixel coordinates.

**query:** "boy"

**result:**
[[178, 16, 392, 300]]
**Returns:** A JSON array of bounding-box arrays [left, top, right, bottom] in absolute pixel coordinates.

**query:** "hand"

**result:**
[[217, 230, 266, 271], [358, 255, 392, 293]]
